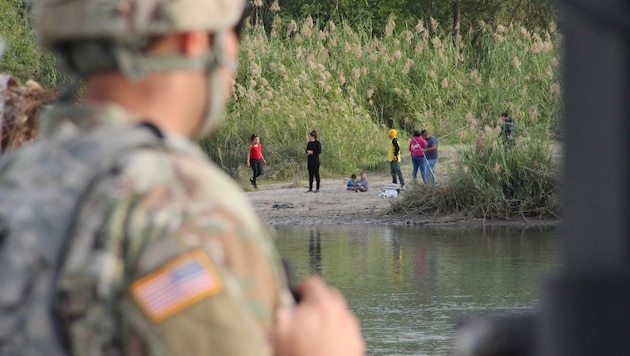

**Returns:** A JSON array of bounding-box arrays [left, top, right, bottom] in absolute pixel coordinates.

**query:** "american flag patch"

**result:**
[[131, 250, 224, 322]]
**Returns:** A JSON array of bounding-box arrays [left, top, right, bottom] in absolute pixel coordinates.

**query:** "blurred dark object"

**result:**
[[454, 314, 537, 356], [282, 259, 301, 303], [456, 0, 630, 355]]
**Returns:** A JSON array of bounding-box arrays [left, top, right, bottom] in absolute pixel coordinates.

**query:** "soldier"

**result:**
[[0, 1, 364, 355]]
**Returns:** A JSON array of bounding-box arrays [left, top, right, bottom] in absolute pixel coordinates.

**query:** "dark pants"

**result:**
[[308, 160, 320, 190], [390, 160, 404, 186], [251, 159, 263, 185]]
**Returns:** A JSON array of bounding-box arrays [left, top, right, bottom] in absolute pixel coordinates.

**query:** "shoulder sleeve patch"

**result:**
[[131, 249, 224, 322]]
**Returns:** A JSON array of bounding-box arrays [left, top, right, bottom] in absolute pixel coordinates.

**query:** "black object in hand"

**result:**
[[282, 259, 302, 303]]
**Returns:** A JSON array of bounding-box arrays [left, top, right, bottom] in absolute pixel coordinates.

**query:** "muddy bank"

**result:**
[[243, 175, 559, 227]]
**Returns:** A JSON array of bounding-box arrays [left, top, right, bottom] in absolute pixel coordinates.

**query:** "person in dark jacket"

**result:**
[[305, 130, 322, 192], [422, 129, 439, 185]]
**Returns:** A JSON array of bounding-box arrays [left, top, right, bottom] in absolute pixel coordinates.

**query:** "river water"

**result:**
[[274, 224, 560, 356]]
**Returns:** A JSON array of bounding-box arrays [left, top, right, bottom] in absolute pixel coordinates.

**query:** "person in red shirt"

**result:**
[[247, 134, 267, 189]]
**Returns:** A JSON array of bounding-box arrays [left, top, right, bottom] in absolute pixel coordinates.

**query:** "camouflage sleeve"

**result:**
[[123, 201, 278, 355], [58, 148, 293, 356]]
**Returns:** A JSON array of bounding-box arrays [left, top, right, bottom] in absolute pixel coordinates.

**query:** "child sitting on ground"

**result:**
[[347, 174, 357, 191], [355, 172, 369, 192]]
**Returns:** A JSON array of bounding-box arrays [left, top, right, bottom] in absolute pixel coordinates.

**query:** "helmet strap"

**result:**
[[195, 30, 238, 138], [114, 47, 218, 81], [58, 30, 237, 138], [112, 31, 236, 138]]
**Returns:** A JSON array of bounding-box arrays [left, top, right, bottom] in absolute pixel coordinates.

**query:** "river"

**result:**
[[274, 224, 560, 356]]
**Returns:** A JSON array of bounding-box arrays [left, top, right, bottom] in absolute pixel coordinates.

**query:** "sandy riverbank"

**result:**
[[242, 145, 559, 227], [243, 148, 455, 226], [243, 175, 558, 227], [244, 174, 404, 226]]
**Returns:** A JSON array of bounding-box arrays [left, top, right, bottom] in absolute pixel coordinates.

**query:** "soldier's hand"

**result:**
[[274, 276, 365, 356]]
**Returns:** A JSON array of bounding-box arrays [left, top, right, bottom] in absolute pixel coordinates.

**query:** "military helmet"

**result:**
[[34, 0, 246, 48], [32, 0, 248, 138]]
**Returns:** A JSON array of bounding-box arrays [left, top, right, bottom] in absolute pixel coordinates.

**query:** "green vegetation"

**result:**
[[392, 136, 560, 219], [203, 16, 561, 184], [0, 0, 64, 88], [0, 0, 561, 219], [257, 0, 557, 38]]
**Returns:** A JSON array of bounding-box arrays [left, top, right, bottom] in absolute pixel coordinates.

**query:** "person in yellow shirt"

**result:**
[[387, 129, 404, 189]]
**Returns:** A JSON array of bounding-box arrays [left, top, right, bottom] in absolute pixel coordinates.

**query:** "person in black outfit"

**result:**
[[305, 130, 322, 192], [500, 112, 515, 149]]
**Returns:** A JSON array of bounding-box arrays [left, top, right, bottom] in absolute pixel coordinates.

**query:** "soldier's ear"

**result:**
[[179, 32, 211, 57]]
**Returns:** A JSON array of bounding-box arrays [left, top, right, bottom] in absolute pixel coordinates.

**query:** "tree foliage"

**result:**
[[0, 0, 560, 184], [269, 0, 557, 36]]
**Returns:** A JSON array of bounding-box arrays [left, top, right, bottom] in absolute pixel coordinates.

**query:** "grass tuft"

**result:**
[[392, 137, 559, 220]]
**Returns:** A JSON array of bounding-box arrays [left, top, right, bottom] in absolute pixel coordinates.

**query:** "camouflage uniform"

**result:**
[[0, 0, 295, 352], [26, 102, 292, 355]]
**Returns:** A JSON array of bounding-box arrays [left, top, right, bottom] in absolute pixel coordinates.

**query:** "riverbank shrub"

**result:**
[[391, 135, 559, 220]]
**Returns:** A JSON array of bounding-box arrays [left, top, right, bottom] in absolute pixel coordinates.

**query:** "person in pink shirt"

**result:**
[[409, 130, 427, 182]]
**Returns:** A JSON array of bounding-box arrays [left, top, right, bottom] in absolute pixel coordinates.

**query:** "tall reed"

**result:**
[[0, 1, 561, 183], [201, 16, 561, 180]]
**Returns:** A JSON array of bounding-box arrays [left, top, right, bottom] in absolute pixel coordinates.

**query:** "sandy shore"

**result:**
[[242, 145, 559, 227], [243, 174, 404, 226], [243, 175, 559, 227], [243, 148, 457, 226]]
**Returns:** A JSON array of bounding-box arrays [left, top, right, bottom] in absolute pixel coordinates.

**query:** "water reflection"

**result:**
[[309, 229, 322, 275], [274, 224, 560, 356]]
